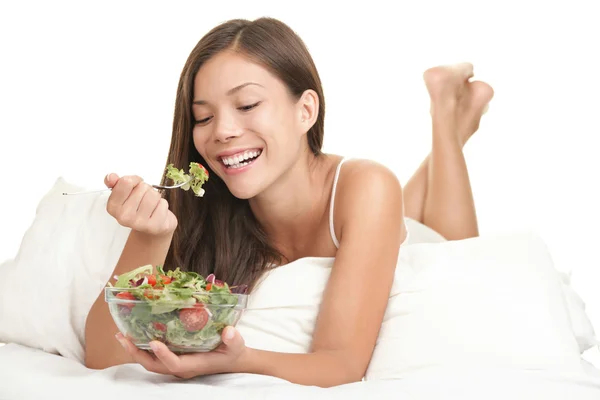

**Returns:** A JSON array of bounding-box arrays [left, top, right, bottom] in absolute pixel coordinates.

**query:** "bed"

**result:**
[[1, 178, 599, 399], [2, 343, 600, 399]]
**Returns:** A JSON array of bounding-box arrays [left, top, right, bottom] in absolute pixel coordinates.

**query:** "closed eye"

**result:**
[[238, 102, 260, 112], [194, 102, 260, 126], [194, 116, 212, 125]]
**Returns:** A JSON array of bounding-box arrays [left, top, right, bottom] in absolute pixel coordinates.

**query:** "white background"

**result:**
[[0, 0, 598, 361]]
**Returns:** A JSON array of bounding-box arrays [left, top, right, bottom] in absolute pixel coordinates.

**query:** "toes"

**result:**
[[424, 62, 474, 84], [423, 63, 476, 103], [447, 62, 474, 80]]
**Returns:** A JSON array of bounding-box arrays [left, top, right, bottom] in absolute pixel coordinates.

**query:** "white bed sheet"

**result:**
[[2, 344, 600, 400]]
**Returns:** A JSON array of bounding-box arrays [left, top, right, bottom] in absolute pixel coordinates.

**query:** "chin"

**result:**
[[227, 184, 262, 200]]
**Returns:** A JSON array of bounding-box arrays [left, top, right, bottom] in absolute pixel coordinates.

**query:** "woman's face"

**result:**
[[192, 50, 311, 199]]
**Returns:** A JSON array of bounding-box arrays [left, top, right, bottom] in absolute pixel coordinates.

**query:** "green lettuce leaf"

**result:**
[[114, 265, 153, 288], [165, 162, 209, 197]]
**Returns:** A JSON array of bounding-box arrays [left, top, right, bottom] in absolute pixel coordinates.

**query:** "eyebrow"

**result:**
[[192, 82, 264, 105]]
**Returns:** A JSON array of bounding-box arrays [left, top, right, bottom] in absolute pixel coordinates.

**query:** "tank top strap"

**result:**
[[329, 157, 347, 249]]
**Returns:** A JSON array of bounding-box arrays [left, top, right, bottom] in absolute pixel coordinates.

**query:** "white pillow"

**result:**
[[0, 178, 131, 364], [404, 220, 598, 355], [365, 231, 586, 380], [557, 270, 599, 353], [235, 257, 334, 354]]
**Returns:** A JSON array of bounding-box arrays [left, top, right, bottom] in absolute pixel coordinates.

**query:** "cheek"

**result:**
[[250, 104, 295, 138], [192, 127, 211, 157], [246, 109, 274, 134], [192, 128, 201, 151]]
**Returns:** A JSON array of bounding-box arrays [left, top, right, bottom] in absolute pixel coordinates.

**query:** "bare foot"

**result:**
[[423, 63, 494, 146], [457, 80, 494, 145], [423, 62, 474, 109]]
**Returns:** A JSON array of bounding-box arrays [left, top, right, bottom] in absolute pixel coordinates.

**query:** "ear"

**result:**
[[296, 89, 319, 133]]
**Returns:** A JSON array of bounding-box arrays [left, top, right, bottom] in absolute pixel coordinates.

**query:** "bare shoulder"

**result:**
[[336, 158, 402, 193], [332, 158, 405, 242]]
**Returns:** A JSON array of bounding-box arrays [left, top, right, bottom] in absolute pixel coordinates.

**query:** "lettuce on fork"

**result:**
[[165, 162, 209, 197]]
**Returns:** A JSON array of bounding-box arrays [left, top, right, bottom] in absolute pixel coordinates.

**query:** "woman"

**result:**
[[84, 17, 493, 387]]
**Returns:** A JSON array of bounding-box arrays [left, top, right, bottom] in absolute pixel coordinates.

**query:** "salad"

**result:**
[[165, 162, 209, 197], [105, 265, 247, 352]]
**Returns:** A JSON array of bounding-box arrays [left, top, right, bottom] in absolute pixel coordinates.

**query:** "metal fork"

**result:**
[[61, 177, 193, 195]]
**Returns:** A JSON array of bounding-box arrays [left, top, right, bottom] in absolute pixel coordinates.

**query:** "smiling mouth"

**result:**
[[219, 149, 263, 169]]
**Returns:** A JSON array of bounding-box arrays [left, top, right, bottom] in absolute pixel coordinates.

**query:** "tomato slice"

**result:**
[[152, 322, 167, 332], [147, 275, 157, 286], [116, 292, 136, 301], [179, 305, 209, 332], [116, 292, 136, 310]]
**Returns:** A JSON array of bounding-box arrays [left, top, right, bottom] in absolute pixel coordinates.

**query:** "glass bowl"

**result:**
[[105, 287, 248, 353]]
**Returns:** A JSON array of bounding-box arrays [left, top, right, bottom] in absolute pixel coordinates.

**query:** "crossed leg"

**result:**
[[403, 63, 494, 240]]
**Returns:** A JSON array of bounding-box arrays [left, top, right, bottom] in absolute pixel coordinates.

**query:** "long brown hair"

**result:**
[[160, 18, 326, 292]]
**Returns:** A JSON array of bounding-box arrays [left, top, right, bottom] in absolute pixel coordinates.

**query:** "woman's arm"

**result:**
[[117, 160, 405, 387], [238, 160, 406, 386]]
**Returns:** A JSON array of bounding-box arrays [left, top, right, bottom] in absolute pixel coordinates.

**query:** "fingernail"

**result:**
[[224, 327, 235, 340], [149, 342, 159, 352]]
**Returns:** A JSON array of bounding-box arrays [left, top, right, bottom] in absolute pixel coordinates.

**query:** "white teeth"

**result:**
[[221, 150, 262, 168], [230, 161, 250, 169]]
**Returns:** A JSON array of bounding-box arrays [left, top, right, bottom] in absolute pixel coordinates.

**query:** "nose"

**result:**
[[213, 112, 243, 143]]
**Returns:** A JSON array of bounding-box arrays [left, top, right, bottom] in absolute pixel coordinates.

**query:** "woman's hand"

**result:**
[[115, 326, 248, 379], [105, 173, 178, 237]]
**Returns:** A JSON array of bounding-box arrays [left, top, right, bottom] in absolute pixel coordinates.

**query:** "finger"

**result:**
[[111, 175, 144, 206], [147, 199, 171, 234], [149, 198, 168, 222], [131, 349, 167, 374], [149, 341, 186, 374], [104, 173, 119, 188], [120, 181, 152, 214], [221, 326, 244, 350], [136, 188, 162, 220], [116, 334, 167, 374]]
